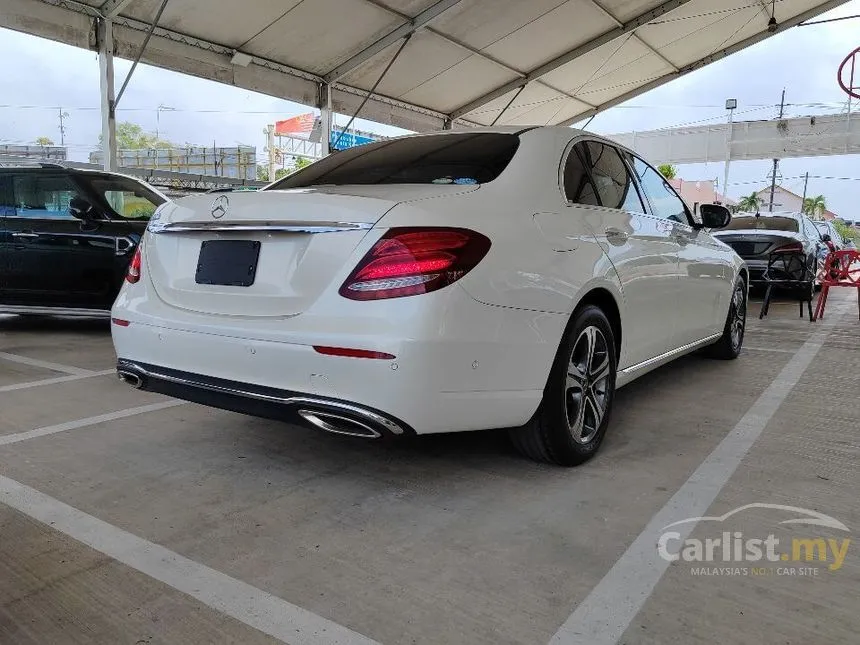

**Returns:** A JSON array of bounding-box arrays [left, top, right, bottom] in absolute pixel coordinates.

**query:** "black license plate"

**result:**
[[195, 240, 261, 287]]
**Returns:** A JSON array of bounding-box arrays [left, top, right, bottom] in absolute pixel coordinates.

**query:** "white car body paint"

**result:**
[[111, 127, 745, 436]]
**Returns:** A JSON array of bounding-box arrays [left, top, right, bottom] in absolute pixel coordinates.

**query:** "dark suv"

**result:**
[[0, 165, 167, 316]]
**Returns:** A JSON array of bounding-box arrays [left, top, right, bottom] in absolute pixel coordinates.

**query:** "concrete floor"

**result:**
[[0, 291, 858, 645]]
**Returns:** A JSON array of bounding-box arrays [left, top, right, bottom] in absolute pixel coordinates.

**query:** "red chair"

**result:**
[[813, 249, 860, 321]]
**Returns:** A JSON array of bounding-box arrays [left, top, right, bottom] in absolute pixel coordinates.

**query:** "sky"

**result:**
[[1, 1, 859, 215]]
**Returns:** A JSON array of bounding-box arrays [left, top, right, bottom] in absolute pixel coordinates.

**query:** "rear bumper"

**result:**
[[116, 360, 412, 438], [111, 280, 564, 435]]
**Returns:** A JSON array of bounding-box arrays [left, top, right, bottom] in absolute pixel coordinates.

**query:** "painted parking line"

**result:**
[[743, 345, 798, 354], [0, 351, 95, 376], [0, 369, 116, 393], [0, 401, 186, 447], [0, 474, 380, 645], [549, 305, 847, 645]]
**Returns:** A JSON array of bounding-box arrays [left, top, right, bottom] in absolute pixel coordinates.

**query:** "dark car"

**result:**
[[0, 165, 167, 316], [713, 211, 826, 287]]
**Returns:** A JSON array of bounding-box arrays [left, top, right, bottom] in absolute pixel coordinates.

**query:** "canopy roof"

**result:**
[[2, 0, 848, 132]]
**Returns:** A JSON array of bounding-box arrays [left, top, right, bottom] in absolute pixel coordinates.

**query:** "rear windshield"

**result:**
[[725, 216, 799, 232], [268, 133, 519, 189]]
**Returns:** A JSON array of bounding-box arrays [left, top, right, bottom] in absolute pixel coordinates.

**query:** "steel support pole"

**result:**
[[267, 124, 276, 182], [98, 17, 118, 171], [319, 83, 332, 157], [722, 107, 734, 203]]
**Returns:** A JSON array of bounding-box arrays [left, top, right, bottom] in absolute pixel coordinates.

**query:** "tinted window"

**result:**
[[802, 217, 820, 240], [725, 216, 799, 232], [579, 142, 645, 212], [12, 174, 80, 219], [0, 175, 13, 216], [631, 157, 689, 223], [269, 133, 519, 188], [85, 175, 164, 220], [563, 143, 599, 205]]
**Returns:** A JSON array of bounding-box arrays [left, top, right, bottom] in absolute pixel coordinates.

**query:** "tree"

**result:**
[[657, 163, 677, 180], [802, 195, 827, 219], [257, 157, 313, 182], [99, 121, 173, 149], [737, 192, 764, 212], [35, 136, 54, 147], [833, 219, 858, 242], [256, 166, 292, 182]]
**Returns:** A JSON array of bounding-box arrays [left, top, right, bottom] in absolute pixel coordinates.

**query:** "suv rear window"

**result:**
[[268, 133, 519, 189], [725, 216, 799, 232]]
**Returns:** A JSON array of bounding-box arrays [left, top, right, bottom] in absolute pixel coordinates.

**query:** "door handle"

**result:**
[[11, 232, 38, 239]]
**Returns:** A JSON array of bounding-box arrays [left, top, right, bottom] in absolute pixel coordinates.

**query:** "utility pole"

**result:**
[[768, 89, 786, 212], [801, 171, 810, 214], [58, 108, 68, 146]]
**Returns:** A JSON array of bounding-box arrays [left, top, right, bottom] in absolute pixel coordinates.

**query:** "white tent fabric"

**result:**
[[1, 0, 849, 132]]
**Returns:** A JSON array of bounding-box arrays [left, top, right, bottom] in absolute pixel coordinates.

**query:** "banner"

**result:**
[[274, 113, 316, 138]]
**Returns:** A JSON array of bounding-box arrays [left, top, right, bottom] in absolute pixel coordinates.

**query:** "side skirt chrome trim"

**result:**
[[0, 305, 110, 318], [118, 361, 404, 436], [621, 333, 722, 376]]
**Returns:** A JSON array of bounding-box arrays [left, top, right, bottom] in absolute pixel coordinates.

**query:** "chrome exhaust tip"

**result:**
[[117, 370, 143, 389], [297, 409, 382, 439]]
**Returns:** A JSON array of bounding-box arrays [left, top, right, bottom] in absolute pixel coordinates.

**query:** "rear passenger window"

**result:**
[[579, 142, 645, 213], [12, 175, 79, 219], [0, 176, 13, 216], [563, 143, 599, 206]]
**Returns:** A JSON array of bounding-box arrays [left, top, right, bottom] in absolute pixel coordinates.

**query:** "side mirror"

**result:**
[[69, 196, 96, 221], [696, 203, 732, 229]]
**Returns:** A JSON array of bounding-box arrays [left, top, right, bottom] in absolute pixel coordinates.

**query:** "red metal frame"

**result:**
[[838, 47, 860, 100], [813, 249, 860, 321]]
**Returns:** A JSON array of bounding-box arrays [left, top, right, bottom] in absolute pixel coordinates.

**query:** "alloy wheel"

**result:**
[[565, 326, 611, 444], [730, 283, 747, 351]]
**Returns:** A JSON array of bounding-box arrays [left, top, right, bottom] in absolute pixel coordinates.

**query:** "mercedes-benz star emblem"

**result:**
[[211, 195, 229, 219]]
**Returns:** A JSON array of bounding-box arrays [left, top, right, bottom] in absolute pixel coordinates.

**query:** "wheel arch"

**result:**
[[574, 287, 622, 358]]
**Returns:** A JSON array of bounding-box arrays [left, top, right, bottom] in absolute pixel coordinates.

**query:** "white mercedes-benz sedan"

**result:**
[[112, 127, 747, 466]]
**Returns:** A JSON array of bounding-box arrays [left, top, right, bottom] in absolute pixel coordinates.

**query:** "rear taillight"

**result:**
[[773, 242, 804, 253], [126, 245, 142, 284], [339, 227, 491, 300]]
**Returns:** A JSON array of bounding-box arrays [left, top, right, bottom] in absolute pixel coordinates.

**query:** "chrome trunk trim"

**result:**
[[148, 220, 373, 234]]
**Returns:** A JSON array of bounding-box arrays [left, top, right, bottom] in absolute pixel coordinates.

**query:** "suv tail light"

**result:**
[[773, 241, 804, 253], [126, 245, 142, 284], [339, 227, 491, 300]]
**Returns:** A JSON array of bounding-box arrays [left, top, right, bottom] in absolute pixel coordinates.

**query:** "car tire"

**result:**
[[706, 276, 747, 360], [509, 305, 617, 466]]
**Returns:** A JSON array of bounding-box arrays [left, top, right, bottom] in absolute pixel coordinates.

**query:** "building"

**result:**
[[752, 185, 838, 220], [668, 178, 733, 212], [89, 146, 257, 181], [0, 144, 67, 162]]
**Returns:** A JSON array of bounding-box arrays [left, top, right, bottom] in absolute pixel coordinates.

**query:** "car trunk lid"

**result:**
[[144, 186, 474, 317], [715, 230, 805, 260]]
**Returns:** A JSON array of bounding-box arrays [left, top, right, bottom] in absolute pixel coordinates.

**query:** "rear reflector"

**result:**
[[313, 346, 395, 360], [339, 227, 490, 300], [111, 318, 130, 327]]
